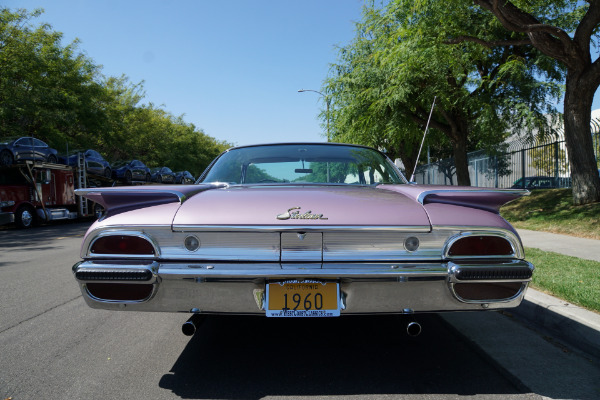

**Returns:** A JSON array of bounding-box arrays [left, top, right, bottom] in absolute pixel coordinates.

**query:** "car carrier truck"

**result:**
[[0, 155, 109, 228]]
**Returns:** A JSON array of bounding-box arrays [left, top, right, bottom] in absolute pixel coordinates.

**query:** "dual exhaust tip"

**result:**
[[182, 314, 422, 337], [182, 314, 206, 336], [406, 321, 422, 337]]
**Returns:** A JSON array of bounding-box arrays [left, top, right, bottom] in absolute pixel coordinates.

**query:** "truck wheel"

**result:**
[[0, 150, 14, 166], [47, 154, 58, 164], [15, 205, 36, 229], [125, 170, 132, 184]]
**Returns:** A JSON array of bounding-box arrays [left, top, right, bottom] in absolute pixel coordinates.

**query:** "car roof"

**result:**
[[225, 142, 378, 152]]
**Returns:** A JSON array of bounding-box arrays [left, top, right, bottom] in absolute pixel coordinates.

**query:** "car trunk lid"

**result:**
[[172, 185, 431, 230]]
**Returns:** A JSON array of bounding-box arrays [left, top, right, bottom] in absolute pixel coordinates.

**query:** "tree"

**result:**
[[529, 144, 568, 176], [324, 0, 562, 186], [0, 8, 230, 178], [0, 8, 106, 147], [99, 76, 229, 177], [459, 0, 600, 204]]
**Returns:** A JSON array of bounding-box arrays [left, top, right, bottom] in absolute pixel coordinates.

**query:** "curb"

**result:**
[[511, 287, 600, 360]]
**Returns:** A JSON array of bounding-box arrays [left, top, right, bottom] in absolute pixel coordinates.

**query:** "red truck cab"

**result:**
[[0, 163, 78, 228]]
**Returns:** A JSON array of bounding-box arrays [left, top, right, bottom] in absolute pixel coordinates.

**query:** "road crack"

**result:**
[[0, 294, 82, 335]]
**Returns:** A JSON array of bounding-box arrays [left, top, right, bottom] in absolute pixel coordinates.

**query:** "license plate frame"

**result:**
[[266, 280, 340, 317]]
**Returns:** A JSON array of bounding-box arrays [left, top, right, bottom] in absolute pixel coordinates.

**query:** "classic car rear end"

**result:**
[[73, 143, 533, 331]]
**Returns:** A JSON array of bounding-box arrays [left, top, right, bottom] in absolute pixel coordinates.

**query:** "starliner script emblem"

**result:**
[[276, 207, 328, 220]]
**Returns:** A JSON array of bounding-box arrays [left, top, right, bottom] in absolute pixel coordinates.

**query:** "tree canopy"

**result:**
[[0, 8, 229, 178], [465, 0, 600, 204], [324, 0, 563, 186]]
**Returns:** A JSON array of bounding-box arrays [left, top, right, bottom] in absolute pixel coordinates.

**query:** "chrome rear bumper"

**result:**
[[73, 260, 533, 314]]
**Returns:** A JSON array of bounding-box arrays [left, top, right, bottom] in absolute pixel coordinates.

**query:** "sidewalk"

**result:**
[[514, 229, 600, 359], [518, 228, 600, 262]]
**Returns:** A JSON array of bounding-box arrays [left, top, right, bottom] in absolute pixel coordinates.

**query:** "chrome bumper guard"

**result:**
[[73, 259, 533, 314]]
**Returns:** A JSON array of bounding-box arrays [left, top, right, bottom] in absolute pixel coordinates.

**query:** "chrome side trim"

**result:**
[[75, 183, 227, 205], [416, 189, 529, 205]]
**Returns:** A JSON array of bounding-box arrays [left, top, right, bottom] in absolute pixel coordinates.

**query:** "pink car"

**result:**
[[73, 143, 533, 336]]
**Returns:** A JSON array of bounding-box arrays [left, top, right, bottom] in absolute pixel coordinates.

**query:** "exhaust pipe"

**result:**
[[406, 321, 422, 337], [182, 313, 206, 336]]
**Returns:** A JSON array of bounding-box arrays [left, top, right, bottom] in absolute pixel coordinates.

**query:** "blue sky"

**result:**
[[4, 1, 600, 147], [5, 0, 364, 146]]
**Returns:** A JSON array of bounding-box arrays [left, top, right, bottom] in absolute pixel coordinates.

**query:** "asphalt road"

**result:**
[[0, 222, 565, 399]]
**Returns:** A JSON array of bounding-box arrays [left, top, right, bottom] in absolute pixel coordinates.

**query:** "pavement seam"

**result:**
[[0, 294, 82, 335]]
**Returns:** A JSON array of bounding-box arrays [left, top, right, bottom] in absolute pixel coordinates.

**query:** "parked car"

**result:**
[[150, 166, 176, 183], [111, 160, 151, 183], [511, 176, 570, 189], [0, 136, 59, 166], [175, 170, 195, 184], [62, 149, 112, 178], [73, 143, 533, 335]]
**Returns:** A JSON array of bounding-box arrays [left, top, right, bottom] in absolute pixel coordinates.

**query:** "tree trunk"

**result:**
[[453, 132, 471, 186], [563, 72, 600, 205]]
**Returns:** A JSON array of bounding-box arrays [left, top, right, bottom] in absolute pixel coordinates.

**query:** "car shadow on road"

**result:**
[[0, 220, 92, 249], [159, 314, 530, 399]]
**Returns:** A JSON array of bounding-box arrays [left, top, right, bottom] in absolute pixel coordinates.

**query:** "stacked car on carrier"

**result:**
[[0, 136, 196, 229]]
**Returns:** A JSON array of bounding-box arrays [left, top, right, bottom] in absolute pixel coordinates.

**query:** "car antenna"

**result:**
[[409, 96, 436, 183]]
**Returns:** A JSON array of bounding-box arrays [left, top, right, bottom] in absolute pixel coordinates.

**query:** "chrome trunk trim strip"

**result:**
[[172, 225, 432, 233]]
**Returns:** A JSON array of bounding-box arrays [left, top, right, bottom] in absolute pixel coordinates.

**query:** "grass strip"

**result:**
[[501, 189, 600, 240], [525, 247, 600, 313]]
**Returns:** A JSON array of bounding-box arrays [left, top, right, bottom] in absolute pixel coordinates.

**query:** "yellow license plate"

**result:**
[[266, 280, 340, 317]]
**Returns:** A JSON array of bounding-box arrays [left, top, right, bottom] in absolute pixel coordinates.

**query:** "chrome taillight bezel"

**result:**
[[87, 231, 159, 258], [443, 231, 521, 259]]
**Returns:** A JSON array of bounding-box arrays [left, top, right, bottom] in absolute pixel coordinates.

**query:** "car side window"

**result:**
[[32, 138, 46, 147], [16, 138, 32, 146]]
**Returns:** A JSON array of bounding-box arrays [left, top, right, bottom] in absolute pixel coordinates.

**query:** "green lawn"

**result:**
[[501, 188, 600, 240], [500, 189, 600, 312], [524, 247, 600, 313]]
